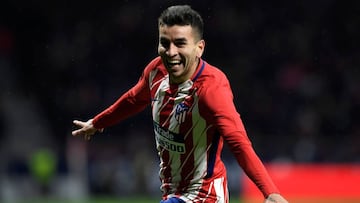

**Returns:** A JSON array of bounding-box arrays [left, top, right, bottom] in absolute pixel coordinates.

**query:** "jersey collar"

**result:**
[[191, 59, 205, 82]]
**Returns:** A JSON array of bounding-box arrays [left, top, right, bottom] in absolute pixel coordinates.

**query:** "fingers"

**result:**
[[265, 194, 288, 203], [72, 120, 89, 137], [71, 128, 84, 136], [73, 120, 86, 127], [72, 127, 94, 140], [72, 119, 99, 140], [85, 133, 92, 141], [72, 129, 93, 140]]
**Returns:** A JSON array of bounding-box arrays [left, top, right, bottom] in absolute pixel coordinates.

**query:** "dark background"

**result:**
[[0, 0, 359, 200]]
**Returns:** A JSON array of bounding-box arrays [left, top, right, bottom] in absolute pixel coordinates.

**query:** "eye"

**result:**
[[174, 39, 187, 48], [160, 39, 170, 49], [175, 41, 186, 48]]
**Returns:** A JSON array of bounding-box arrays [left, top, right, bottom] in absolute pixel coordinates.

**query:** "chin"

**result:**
[[169, 71, 182, 78]]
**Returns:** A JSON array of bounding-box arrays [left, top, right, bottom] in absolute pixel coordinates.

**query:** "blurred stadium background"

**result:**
[[0, 0, 359, 202]]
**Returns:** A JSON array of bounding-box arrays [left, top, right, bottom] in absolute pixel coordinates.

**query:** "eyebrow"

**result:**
[[174, 38, 187, 43], [160, 36, 187, 43]]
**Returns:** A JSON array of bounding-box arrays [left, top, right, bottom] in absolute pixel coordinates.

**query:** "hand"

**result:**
[[264, 193, 288, 203], [72, 119, 103, 140]]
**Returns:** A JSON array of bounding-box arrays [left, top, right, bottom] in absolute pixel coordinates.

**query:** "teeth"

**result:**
[[168, 60, 181, 65]]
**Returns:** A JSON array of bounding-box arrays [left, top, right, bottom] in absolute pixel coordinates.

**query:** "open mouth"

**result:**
[[165, 59, 183, 71], [167, 59, 182, 66]]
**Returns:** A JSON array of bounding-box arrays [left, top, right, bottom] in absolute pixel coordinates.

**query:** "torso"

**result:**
[[147, 58, 226, 199]]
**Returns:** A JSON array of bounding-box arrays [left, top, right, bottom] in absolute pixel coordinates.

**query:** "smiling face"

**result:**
[[158, 25, 205, 84]]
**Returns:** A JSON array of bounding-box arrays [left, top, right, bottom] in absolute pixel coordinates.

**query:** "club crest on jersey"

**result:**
[[175, 102, 189, 123]]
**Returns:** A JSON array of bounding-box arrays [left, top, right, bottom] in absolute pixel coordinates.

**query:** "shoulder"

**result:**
[[197, 60, 230, 85], [142, 56, 167, 78], [144, 56, 164, 72], [195, 60, 233, 98], [196, 61, 237, 116]]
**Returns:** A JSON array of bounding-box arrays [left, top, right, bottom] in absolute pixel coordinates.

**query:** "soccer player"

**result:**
[[72, 5, 288, 203]]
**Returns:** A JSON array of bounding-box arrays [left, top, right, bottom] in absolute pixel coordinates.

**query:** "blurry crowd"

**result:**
[[0, 0, 359, 200]]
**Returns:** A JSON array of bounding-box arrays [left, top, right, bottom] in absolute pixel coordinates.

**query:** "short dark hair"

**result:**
[[158, 5, 204, 40]]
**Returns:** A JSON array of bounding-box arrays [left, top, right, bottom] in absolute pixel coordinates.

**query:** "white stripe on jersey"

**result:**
[[191, 101, 210, 181], [213, 177, 225, 203], [174, 177, 228, 203], [150, 64, 229, 201], [203, 181, 214, 202]]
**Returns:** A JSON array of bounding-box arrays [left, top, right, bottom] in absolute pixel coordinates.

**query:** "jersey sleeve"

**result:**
[[201, 71, 279, 197], [92, 59, 158, 129]]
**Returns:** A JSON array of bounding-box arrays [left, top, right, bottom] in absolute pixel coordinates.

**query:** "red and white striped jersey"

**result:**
[[93, 56, 279, 202]]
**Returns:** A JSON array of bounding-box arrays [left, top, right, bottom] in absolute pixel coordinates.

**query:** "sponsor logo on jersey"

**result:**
[[154, 122, 185, 154]]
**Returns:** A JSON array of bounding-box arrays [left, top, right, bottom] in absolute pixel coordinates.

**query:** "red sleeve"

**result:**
[[226, 132, 279, 197], [201, 70, 279, 197], [92, 60, 156, 129]]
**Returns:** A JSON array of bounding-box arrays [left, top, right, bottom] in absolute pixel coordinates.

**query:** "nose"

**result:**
[[166, 43, 178, 57]]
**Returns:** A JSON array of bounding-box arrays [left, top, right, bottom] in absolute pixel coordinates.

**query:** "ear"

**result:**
[[196, 39, 205, 58]]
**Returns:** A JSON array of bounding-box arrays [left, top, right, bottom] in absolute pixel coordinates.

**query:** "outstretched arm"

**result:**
[[72, 119, 103, 140], [71, 58, 158, 140], [201, 74, 288, 202]]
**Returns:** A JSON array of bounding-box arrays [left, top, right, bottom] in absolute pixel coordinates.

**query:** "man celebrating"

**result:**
[[72, 5, 288, 203]]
